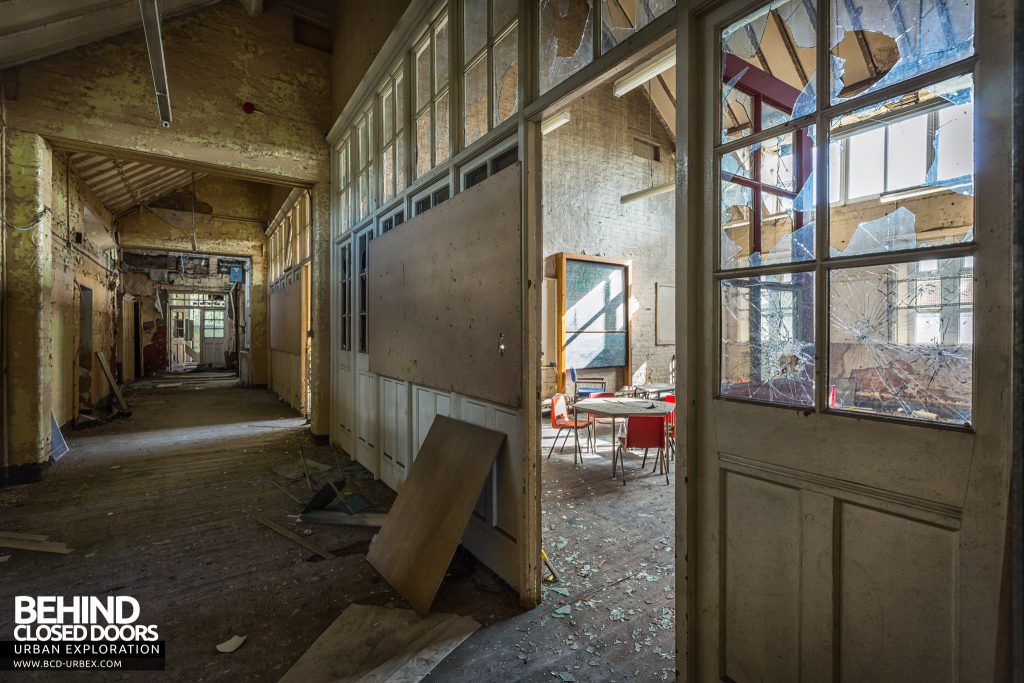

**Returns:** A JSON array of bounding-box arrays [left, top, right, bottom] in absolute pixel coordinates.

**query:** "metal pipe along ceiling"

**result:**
[[139, 0, 172, 127]]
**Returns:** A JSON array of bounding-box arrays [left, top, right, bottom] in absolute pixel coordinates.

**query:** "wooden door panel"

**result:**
[[722, 472, 802, 682], [837, 503, 957, 683]]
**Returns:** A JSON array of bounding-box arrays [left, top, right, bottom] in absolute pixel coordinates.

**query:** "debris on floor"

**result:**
[[215, 635, 247, 653], [278, 603, 479, 682], [271, 458, 331, 481], [257, 518, 333, 561], [0, 531, 73, 554]]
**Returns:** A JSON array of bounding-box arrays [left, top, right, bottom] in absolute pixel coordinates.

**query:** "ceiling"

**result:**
[[69, 151, 206, 216], [0, 0, 230, 69]]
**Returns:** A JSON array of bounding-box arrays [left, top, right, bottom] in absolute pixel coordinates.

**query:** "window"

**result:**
[[357, 228, 373, 353], [413, 182, 451, 215], [718, 0, 976, 426], [601, 0, 675, 53], [414, 9, 450, 179], [538, 0, 594, 94], [380, 64, 406, 203], [463, 0, 519, 147], [355, 106, 375, 220], [380, 209, 404, 234], [204, 310, 225, 338], [336, 138, 352, 232], [463, 143, 518, 189], [339, 243, 352, 351]]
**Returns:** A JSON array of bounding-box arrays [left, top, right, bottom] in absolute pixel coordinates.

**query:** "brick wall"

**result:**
[[542, 83, 675, 398]]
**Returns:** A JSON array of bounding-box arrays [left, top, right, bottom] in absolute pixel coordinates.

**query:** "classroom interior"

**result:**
[[0, 0, 1019, 681]]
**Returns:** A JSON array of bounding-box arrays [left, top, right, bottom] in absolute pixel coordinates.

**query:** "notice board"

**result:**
[[368, 164, 522, 408]]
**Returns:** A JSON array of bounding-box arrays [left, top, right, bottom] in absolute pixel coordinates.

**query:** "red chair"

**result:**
[[588, 391, 617, 451], [547, 394, 592, 464], [614, 415, 668, 485]]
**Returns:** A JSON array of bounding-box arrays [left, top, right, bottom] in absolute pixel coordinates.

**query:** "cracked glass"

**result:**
[[829, 75, 974, 256], [539, 0, 594, 94], [830, 0, 975, 104], [721, 272, 816, 406], [829, 256, 973, 425], [601, 0, 675, 53], [721, 0, 817, 143], [720, 126, 816, 269]]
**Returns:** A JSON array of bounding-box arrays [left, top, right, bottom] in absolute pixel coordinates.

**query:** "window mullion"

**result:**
[[813, 0, 831, 413]]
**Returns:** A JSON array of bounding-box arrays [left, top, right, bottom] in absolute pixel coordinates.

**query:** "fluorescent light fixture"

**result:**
[[613, 46, 676, 97], [139, 0, 172, 128], [541, 111, 571, 135], [620, 181, 673, 204]]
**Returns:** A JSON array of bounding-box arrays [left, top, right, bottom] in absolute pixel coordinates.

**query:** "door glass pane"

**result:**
[[720, 0, 817, 141], [720, 272, 816, 406], [464, 55, 489, 145], [830, 0, 975, 104], [539, 0, 594, 94], [829, 257, 973, 425], [493, 24, 520, 125], [720, 127, 816, 269], [601, 0, 675, 53], [829, 75, 974, 257]]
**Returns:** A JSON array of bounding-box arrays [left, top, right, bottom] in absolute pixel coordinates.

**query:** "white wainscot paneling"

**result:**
[[379, 377, 410, 490], [356, 370, 379, 476]]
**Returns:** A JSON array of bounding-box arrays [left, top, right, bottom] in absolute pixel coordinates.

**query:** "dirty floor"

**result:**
[[0, 379, 674, 681]]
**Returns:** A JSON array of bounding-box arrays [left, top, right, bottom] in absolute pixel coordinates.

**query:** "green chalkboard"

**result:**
[[564, 259, 627, 368]]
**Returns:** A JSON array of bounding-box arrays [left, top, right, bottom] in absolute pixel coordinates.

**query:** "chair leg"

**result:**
[[548, 428, 565, 458], [641, 448, 649, 468]]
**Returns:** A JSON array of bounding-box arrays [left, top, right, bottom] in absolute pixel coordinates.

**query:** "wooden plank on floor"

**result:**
[[257, 518, 333, 561], [96, 351, 129, 412], [0, 531, 50, 542], [366, 415, 505, 616], [278, 603, 479, 682], [0, 538, 72, 554]]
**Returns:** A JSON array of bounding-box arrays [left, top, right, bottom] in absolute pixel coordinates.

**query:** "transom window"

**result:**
[[462, 0, 519, 146], [355, 106, 375, 220], [379, 63, 406, 203], [413, 8, 451, 179], [717, 0, 976, 427]]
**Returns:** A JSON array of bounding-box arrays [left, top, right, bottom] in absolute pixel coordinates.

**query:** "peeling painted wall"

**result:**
[[542, 84, 676, 397], [50, 152, 119, 425], [4, 2, 330, 185]]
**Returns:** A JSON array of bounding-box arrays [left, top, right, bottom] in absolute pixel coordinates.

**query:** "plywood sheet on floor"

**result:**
[[279, 603, 479, 682], [367, 416, 506, 616]]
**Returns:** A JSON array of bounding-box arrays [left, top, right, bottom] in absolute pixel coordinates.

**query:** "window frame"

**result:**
[[413, 5, 452, 180], [379, 60, 407, 204], [712, 0, 979, 429], [462, 0, 520, 147]]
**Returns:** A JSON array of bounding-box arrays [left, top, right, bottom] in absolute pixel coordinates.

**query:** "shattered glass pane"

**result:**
[[830, 0, 975, 104], [720, 126, 816, 269], [829, 257, 973, 425], [493, 25, 520, 125], [600, 0, 675, 53], [464, 55, 488, 146], [721, 0, 817, 141], [721, 272, 816, 406], [829, 75, 974, 256], [539, 0, 594, 94]]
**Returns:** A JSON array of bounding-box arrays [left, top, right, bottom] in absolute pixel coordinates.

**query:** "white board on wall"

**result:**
[[656, 283, 675, 345], [368, 164, 522, 408]]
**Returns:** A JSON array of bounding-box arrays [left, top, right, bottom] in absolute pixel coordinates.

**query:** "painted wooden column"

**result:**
[[3, 130, 54, 483], [309, 182, 330, 438]]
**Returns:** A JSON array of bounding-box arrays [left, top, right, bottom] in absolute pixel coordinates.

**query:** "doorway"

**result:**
[[78, 285, 93, 409]]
